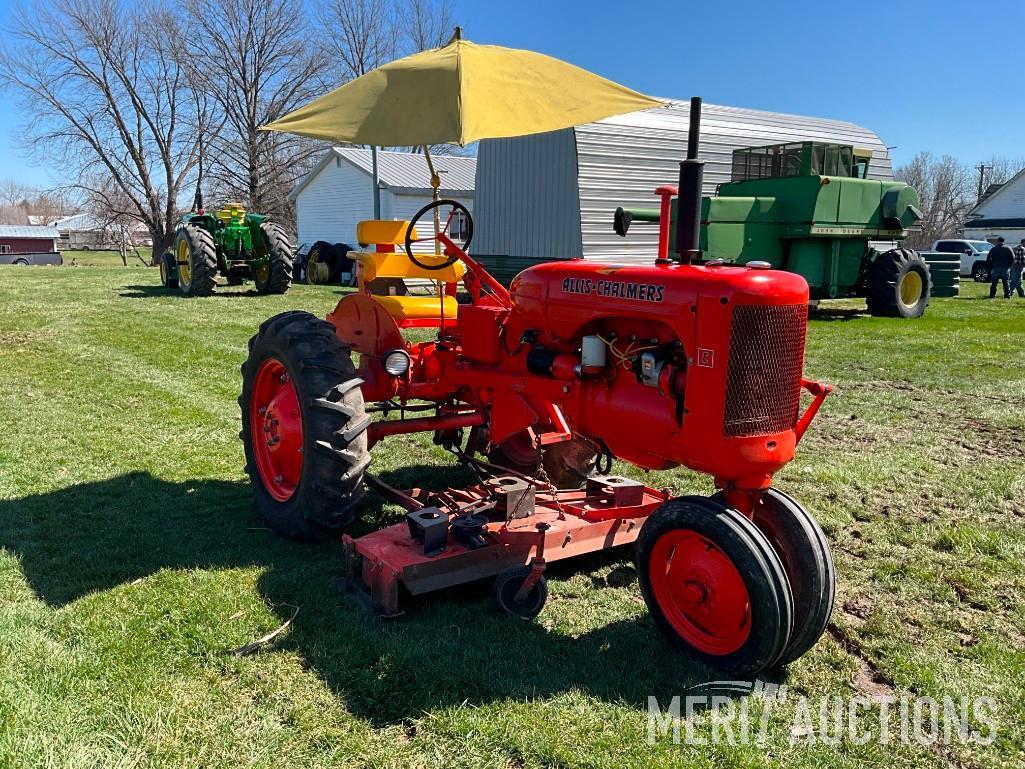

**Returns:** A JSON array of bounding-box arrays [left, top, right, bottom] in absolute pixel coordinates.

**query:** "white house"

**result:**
[[288, 147, 476, 250], [962, 168, 1025, 243]]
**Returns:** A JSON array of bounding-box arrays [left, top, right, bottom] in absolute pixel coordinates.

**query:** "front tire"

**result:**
[[716, 488, 835, 665], [637, 496, 794, 676], [971, 262, 990, 283], [174, 223, 217, 297], [159, 252, 179, 289], [240, 311, 370, 539], [866, 248, 931, 318], [254, 221, 293, 294]]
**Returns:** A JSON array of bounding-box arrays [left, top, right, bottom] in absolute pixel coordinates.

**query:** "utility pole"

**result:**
[[977, 163, 990, 203]]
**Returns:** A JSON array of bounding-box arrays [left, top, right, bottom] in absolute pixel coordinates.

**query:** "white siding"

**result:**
[[475, 100, 893, 267], [970, 172, 1025, 219], [295, 155, 378, 248]]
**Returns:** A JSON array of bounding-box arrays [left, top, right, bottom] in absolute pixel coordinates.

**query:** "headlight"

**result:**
[[383, 348, 411, 377]]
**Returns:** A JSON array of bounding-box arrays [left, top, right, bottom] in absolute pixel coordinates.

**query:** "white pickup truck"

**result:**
[[931, 239, 993, 282]]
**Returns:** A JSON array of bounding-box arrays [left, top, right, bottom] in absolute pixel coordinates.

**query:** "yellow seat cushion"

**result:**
[[357, 220, 416, 246], [351, 250, 466, 284], [373, 294, 460, 322]]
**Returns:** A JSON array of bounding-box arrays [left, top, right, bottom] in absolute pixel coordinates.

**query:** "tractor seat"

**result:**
[[352, 220, 466, 325], [372, 293, 461, 322]]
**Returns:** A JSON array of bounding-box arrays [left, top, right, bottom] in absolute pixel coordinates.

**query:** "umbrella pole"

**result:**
[[423, 145, 445, 336], [422, 145, 443, 256]]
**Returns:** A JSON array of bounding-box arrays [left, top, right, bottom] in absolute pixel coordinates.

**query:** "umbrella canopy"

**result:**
[[261, 37, 663, 147]]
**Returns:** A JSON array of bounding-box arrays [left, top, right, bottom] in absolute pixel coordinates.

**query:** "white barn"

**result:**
[[473, 99, 893, 281], [962, 169, 1025, 243], [289, 147, 476, 250]]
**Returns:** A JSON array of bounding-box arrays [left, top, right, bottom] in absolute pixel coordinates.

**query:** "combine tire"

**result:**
[[637, 496, 794, 676], [716, 488, 835, 665], [240, 311, 370, 539], [866, 248, 931, 318], [173, 223, 217, 297], [158, 252, 178, 289], [489, 431, 597, 489], [254, 221, 293, 294]]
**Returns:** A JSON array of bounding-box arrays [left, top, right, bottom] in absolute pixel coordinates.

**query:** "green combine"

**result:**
[[159, 203, 293, 297], [615, 140, 930, 317]]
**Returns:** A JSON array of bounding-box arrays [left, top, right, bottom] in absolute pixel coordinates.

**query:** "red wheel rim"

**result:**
[[250, 358, 303, 502], [648, 530, 751, 655]]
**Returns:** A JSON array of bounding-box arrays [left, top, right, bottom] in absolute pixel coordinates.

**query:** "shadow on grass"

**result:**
[[118, 284, 265, 299], [808, 307, 865, 322], [0, 470, 758, 725]]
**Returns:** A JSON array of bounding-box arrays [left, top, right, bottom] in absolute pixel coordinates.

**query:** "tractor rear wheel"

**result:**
[[637, 496, 794, 676], [716, 488, 835, 665], [254, 221, 293, 294], [240, 311, 370, 539], [488, 431, 597, 489], [866, 248, 931, 318], [159, 252, 178, 289], [174, 223, 217, 297]]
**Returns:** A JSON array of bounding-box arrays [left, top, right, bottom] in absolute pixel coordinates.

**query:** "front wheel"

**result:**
[[866, 248, 931, 318], [253, 221, 294, 294], [716, 488, 835, 665], [158, 252, 178, 289], [971, 262, 990, 283], [636, 496, 794, 676], [239, 311, 370, 539]]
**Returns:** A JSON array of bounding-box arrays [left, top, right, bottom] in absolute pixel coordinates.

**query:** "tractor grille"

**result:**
[[723, 304, 807, 437]]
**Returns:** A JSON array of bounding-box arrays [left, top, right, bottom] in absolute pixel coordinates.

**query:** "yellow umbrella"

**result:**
[[261, 33, 662, 147]]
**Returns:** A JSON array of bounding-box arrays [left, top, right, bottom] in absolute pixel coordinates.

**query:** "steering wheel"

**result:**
[[404, 199, 474, 271]]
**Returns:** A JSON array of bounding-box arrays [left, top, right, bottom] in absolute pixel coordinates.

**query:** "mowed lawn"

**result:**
[[0, 263, 1023, 768]]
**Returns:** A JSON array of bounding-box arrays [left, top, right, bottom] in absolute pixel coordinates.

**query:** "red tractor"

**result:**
[[239, 102, 835, 676]]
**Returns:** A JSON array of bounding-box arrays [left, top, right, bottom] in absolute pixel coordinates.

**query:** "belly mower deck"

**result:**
[[342, 473, 669, 617]]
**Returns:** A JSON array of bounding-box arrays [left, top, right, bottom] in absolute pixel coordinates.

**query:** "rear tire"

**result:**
[[174, 223, 217, 297], [866, 248, 931, 318], [240, 311, 370, 539], [637, 496, 794, 676], [254, 221, 293, 294]]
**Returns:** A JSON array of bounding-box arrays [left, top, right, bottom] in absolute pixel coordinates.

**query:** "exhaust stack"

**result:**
[[674, 96, 704, 265]]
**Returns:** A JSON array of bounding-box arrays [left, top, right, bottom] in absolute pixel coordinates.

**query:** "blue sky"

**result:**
[[1, 0, 1022, 187]]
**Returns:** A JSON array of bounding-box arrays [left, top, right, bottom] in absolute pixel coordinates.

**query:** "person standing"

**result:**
[[1010, 239, 1025, 298], [986, 237, 1015, 298]]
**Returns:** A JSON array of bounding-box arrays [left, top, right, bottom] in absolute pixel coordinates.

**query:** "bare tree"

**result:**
[[322, 0, 398, 79], [895, 152, 975, 249], [404, 0, 454, 52], [180, 0, 331, 222], [0, 0, 204, 263]]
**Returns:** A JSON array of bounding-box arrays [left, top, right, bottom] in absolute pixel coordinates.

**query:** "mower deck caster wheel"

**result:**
[[493, 565, 548, 619]]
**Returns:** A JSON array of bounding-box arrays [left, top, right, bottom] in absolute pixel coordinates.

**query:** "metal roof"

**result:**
[[0, 225, 60, 239], [290, 147, 477, 201], [52, 213, 105, 231]]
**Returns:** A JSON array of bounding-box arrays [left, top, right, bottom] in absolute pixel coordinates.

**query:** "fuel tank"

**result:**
[[509, 259, 810, 342]]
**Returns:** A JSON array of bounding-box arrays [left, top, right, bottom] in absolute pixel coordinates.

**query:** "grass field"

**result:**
[[0, 264, 1023, 768]]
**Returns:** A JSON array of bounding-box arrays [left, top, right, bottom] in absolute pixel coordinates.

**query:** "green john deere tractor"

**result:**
[[615, 141, 930, 317], [159, 202, 293, 297]]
